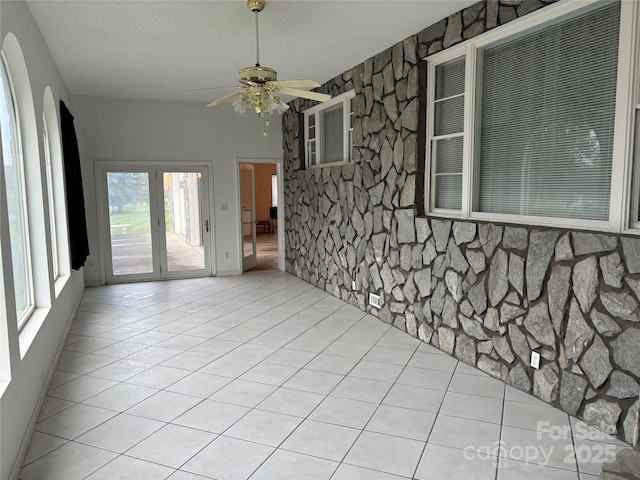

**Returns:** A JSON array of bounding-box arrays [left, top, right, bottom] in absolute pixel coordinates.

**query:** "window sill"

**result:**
[[428, 209, 465, 220], [427, 210, 619, 234], [18, 307, 50, 360], [54, 274, 70, 298], [469, 212, 616, 234], [0, 379, 9, 398], [306, 160, 348, 169]]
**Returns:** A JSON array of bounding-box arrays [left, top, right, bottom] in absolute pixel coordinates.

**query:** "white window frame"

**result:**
[[42, 117, 58, 281], [627, 0, 640, 232], [0, 53, 34, 327], [271, 173, 278, 207], [304, 90, 355, 169], [633, 104, 640, 230], [42, 87, 70, 292], [425, 0, 638, 234]]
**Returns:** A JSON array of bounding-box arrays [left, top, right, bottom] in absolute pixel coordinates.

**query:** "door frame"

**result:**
[[236, 157, 284, 272], [95, 160, 216, 284], [239, 163, 257, 271], [158, 166, 211, 279]]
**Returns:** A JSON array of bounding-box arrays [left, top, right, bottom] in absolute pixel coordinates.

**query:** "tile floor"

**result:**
[[20, 271, 628, 480]]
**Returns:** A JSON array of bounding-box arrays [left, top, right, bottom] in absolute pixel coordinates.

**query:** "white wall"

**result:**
[[0, 2, 282, 476], [0, 2, 86, 480], [71, 95, 283, 281]]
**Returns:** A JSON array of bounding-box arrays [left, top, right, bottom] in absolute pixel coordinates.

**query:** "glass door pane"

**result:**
[[107, 172, 153, 275], [163, 171, 205, 272]]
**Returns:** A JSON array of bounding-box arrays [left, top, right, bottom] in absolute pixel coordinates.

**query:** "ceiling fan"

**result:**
[[206, 0, 331, 116]]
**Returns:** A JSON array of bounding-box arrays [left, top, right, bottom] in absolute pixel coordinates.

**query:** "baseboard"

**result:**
[[216, 270, 242, 276], [7, 290, 84, 480], [84, 280, 102, 287]]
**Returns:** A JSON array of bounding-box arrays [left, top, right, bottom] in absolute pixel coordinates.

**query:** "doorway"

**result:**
[[98, 163, 212, 283], [239, 161, 280, 271]]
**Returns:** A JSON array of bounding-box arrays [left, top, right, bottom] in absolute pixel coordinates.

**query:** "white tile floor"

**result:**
[[20, 271, 628, 480]]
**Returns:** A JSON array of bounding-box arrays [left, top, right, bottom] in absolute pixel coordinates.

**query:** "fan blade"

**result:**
[[276, 87, 331, 103], [270, 79, 320, 89], [180, 86, 239, 93], [207, 91, 244, 107]]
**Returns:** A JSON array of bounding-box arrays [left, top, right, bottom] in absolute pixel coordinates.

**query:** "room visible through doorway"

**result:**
[[239, 161, 279, 271]]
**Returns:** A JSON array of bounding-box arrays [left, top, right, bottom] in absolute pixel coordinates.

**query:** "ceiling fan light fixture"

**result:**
[[232, 88, 289, 117], [205, 0, 330, 122]]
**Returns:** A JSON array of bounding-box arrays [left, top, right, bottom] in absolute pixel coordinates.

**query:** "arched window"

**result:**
[[43, 87, 68, 283], [43, 112, 57, 279], [0, 54, 34, 325]]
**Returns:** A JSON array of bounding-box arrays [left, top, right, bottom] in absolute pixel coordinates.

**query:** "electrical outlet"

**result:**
[[352, 280, 356, 290], [531, 351, 541, 369], [225, 252, 230, 259], [369, 293, 382, 308]]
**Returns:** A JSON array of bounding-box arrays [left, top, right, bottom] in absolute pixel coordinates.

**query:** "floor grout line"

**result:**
[[19, 271, 624, 480]]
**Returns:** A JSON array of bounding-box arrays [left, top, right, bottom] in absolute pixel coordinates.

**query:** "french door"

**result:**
[[99, 164, 211, 283]]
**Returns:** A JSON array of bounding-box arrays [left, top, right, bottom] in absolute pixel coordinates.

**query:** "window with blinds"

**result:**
[[476, 2, 620, 221], [304, 90, 355, 169], [425, 0, 636, 231], [635, 53, 640, 226], [322, 103, 344, 164], [431, 57, 465, 210], [636, 109, 640, 224]]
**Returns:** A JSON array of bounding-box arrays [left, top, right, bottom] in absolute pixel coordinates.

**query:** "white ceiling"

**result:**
[[25, 0, 476, 104]]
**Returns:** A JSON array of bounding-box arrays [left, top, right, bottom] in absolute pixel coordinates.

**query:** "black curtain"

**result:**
[[60, 101, 90, 270]]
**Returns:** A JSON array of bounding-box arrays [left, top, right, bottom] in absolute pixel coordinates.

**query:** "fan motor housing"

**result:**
[[239, 66, 277, 84]]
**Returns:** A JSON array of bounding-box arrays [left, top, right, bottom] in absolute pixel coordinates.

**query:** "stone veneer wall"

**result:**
[[281, 0, 640, 445]]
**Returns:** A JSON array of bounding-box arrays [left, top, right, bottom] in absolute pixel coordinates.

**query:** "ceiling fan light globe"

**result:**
[[232, 96, 247, 115]]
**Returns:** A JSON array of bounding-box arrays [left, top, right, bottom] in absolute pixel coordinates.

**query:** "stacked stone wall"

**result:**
[[281, 0, 639, 445]]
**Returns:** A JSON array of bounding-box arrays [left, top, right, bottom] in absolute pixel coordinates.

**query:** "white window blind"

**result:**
[[321, 103, 343, 165], [636, 109, 640, 223], [304, 90, 355, 169], [432, 57, 465, 210], [475, 1, 620, 221], [635, 62, 640, 225]]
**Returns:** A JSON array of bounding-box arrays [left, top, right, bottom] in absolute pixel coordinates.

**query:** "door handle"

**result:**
[[205, 220, 209, 232]]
